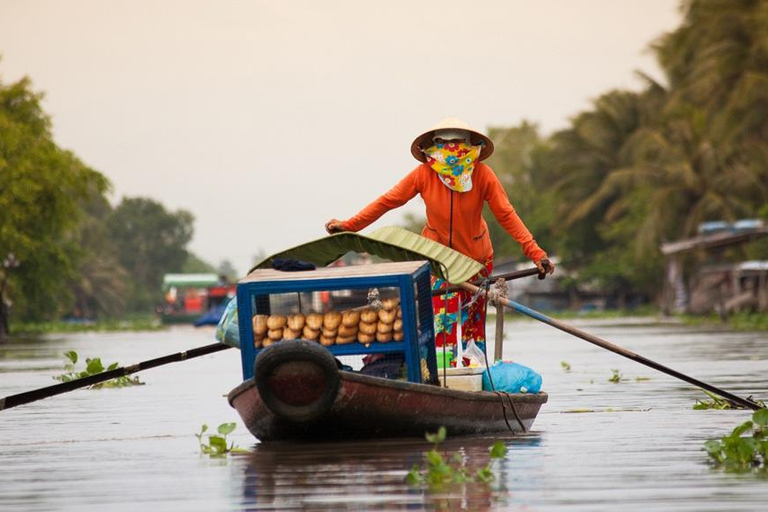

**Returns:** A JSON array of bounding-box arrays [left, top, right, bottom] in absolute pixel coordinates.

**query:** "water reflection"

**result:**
[[237, 435, 542, 511]]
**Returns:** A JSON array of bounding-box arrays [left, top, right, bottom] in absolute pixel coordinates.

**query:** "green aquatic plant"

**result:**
[[560, 361, 571, 372], [694, 390, 738, 410], [196, 423, 249, 457], [704, 409, 768, 474], [608, 369, 624, 383], [694, 390, 766, 410], [406, 426, 507, 487], [54, 350, 143, 388]]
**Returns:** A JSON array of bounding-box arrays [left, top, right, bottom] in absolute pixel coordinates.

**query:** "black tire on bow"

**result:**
[[254, 340, 341, 422]]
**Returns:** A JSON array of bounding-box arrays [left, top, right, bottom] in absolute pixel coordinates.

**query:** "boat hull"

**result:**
[[228, 366, 547, 442]]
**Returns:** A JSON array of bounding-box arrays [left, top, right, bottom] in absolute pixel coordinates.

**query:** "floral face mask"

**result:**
[[423, 141, 481, 192]]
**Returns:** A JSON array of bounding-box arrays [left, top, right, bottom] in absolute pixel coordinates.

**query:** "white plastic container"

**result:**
[[439, 366, 485, 392]]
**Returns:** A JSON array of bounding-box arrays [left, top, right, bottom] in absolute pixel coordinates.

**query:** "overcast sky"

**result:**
[[0, 0, 682, 275]]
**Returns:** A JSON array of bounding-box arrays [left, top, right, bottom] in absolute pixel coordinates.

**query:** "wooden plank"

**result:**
[[240, 261, 429, 284], [661, 227, 768, 255], [724, 291, 755, 313]]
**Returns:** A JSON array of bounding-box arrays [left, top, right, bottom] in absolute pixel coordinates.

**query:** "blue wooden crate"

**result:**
[[236, 261, 437, 384]]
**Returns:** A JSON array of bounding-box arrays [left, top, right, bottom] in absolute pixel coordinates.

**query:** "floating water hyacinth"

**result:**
[[196, 423, 250, 457], [704, 409, 768, 474], [406, 426, 507, 488], [54, 350, 143, 388]]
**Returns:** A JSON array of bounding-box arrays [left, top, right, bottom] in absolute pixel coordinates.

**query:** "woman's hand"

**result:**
[[325, 219, 346, 234], [536, 258, 555, 276]]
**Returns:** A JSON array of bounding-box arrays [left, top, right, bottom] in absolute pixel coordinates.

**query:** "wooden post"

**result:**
[[491, 278, 508, 363], [662, 258, 674, 315], [494, 302, 504, 362]]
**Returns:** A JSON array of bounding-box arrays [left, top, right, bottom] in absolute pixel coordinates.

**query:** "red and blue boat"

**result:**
[[226, 227, 548, 442]]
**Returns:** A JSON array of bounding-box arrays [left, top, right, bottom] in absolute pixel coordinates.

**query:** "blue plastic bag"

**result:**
[[215, 297, 241, 348], [482, 361, 542, 394]]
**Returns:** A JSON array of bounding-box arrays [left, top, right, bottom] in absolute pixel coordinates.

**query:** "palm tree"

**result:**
[[485, 122, 553, 258], [552, 0, 768, 296], [653, 0, 768, 195], [548, 90, 648, 277]]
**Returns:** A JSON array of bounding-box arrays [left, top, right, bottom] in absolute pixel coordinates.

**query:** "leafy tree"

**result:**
[[486, 122, 556, 262], [654, 0, 768, 133], [560, 0, 768, 298], [539, 90, 651, 295], [106, 197, 194, 311], [67, 192, 128, 319], [652, 0, 768, 219], [0, 71, 109, 335]]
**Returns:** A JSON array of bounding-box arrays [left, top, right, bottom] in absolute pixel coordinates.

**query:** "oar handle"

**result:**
[[0, 343, 232, 411], [461, 282, 765, 411], [432, 267, 542, 296]]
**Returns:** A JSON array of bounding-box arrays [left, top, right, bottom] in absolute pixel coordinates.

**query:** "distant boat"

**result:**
[[194, 301, 228, 327], [159, 274, 235, 325]]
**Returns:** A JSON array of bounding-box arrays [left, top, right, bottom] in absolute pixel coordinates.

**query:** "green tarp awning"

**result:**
[[162, 273, 220, 290], [249, 226, 483, 284]]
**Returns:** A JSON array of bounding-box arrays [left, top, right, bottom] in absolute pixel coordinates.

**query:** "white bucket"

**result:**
[[439, 366, 485, 392]]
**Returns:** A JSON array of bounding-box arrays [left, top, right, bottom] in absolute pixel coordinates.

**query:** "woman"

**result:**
[[325, 117, 554, 348]]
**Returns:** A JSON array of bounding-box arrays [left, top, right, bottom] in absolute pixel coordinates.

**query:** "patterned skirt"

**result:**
[[431, 260, 493, 347]]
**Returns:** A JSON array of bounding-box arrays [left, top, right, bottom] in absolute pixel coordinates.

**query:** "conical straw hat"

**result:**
[[410, 117, 494, 163]]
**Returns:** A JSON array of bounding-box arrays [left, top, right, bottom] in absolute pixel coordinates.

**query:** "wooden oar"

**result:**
[[0, 342, 233, 411], [461, 281, 765, 411], [432, 267, 543, 296]]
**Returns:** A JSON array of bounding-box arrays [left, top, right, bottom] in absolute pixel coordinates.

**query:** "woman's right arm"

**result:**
[[326, 167, 421, 233]]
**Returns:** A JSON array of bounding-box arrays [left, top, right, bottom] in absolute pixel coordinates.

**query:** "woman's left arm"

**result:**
[[483, 166, 553, 273]]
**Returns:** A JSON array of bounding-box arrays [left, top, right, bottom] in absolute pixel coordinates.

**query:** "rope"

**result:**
[[483, 278, 528, 433], [462, 276, 492, 311], [437, 264, 449, 388], [481, 284, 495, 390], [505, 392, 528, 433], [494, 392, 515, 432], [442, 288, 447, 388]]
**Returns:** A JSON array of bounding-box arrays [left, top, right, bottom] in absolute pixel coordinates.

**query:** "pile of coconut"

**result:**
[[252, 298, 403, 348]]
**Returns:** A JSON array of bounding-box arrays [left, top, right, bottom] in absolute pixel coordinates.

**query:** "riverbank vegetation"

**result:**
[[0, 61, 228, 339], [409, 1, 768, 318], [682, 311, 768, 332], [483, 0, 768, 307], [13, 314, 164, 335]]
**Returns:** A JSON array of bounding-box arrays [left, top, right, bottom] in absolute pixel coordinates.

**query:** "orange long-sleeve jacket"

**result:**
[[342, 163, 547, 264]]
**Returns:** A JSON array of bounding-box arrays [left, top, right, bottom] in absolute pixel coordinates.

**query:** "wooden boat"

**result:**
[[226, 227, 548, 442], [228, 340, 547, 442]]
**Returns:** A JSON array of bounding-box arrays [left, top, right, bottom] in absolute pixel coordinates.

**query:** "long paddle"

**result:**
[[0, 342, 233, 411], [461, 280, 766, 411], [432, 266, 543, 296]]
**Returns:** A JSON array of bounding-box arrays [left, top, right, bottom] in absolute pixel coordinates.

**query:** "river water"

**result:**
[[0, 318, 766, 511]]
